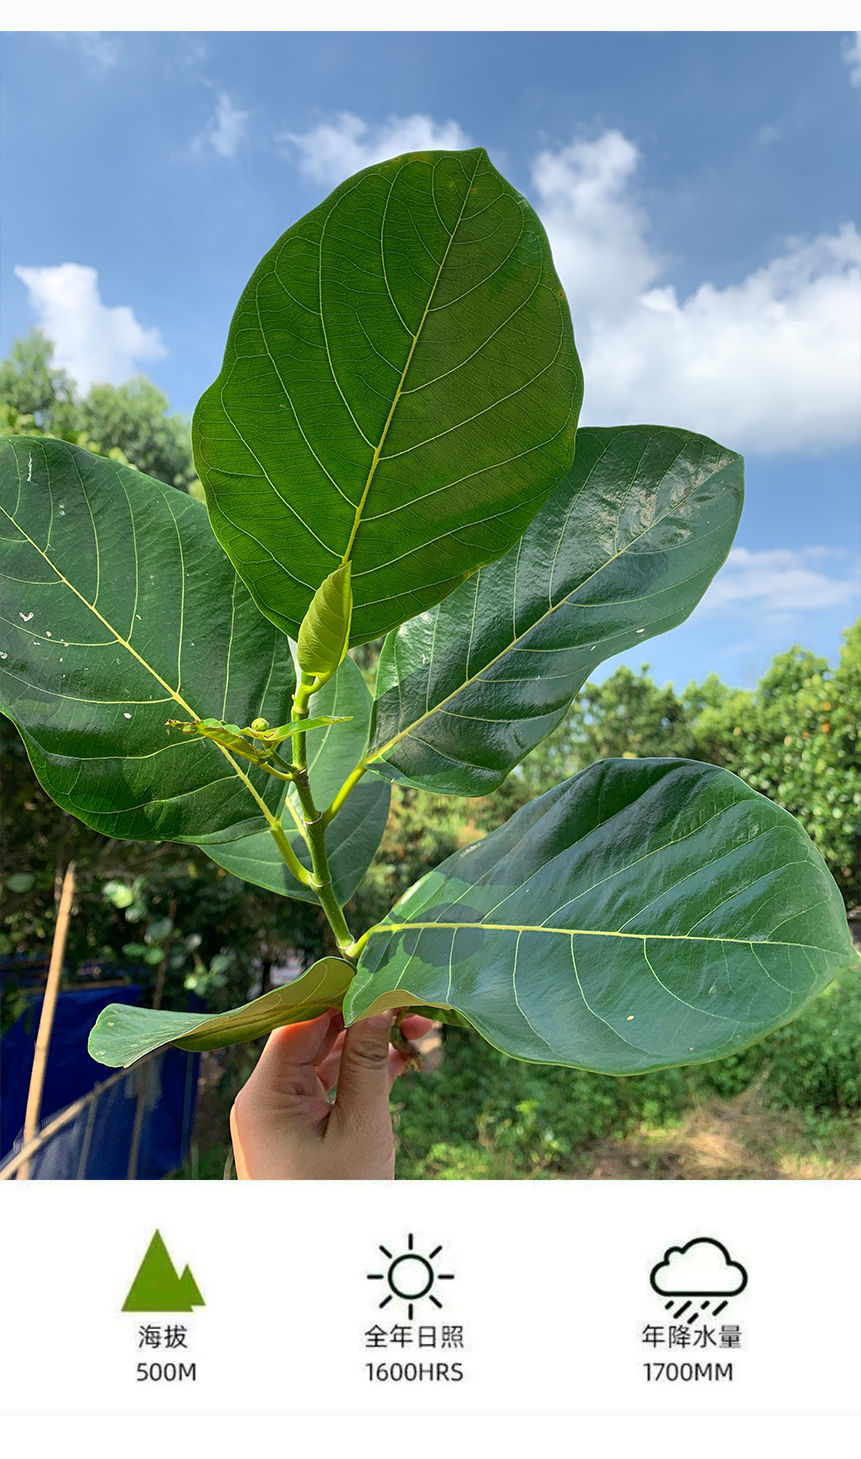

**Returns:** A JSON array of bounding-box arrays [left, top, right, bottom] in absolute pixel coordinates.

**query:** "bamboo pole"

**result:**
[[16, 861, 76, 1180], [0, 1060, 156, 1181], [126, 903, 174, 1181]]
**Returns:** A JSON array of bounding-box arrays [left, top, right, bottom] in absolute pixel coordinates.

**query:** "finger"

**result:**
[[398, 1014, 435, 1040], [321, 1036, 425, 1094], [314, 1030, 347, 1091], [318, 1016, 437, 1095], [319, 1018, 433, 1085], [246, 1009, 344, 1105], [332, 1013, 395, 1123]]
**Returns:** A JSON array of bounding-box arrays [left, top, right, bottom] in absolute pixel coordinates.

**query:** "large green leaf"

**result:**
[[89, 957, 353, 1067], [205, 654, 390, 902], [345, 759, 857, 1074], [193, 147, 581, 646], [367, 427, 743, 795], [0, 437, 294, 843]]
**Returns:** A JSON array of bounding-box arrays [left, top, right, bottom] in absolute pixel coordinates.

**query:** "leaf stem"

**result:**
[[268, 819, 315, 888], [291, 672, 359, 958], [323, 761, 370, 826], [349, 927, 373, 960]]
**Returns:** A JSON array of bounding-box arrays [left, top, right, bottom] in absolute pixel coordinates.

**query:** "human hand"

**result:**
[[230, 1008, 434, 1179]]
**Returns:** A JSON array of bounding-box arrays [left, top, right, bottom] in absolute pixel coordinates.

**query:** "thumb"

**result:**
[[241, 1008, 342, 1110], [333, 1013, 395, 1126]]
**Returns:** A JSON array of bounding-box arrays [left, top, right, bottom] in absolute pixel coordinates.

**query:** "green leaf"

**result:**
[[89, 956, 354, 1067], [297, 562, 353, 680], [345, 758, 858, 1074], [247, 715, 353, 744], [146, 918, 174, 941], [193, 147, 581, 646], [367, 427, 743, 795], [103, 880, 137, 909], [0, 437, 294, 843], [205, 654, 390, 903], [5, 872, 35, 893]]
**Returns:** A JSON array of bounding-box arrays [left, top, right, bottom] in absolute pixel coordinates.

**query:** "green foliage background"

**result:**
[[0, 329, 200, 493], [2, 337, 858, 1175]]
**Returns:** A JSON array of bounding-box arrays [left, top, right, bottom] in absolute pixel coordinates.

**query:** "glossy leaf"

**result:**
[[89, 957, 354, 1067], [345, 758, 858, 1074], [0, 437, 294, 843], [206, 653, 390, 902], [193, 147, 581, 645], [297, 562, 353, 679], [367, 427, 743, 795]]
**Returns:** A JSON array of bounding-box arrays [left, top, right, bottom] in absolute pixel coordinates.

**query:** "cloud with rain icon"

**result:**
[[650, 1237, 747, 1322]]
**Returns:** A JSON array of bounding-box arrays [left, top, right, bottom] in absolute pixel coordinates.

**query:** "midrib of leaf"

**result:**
[[339, 153, 483, 568], [364, 921, 837, 953], [0, 495, 295, 846], [365, 447, 722, 765]]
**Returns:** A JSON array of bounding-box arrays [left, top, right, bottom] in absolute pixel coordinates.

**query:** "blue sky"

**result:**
[[1, 29, 859, 690]]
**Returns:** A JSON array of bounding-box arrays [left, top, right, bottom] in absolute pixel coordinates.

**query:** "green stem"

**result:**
[[350, 926, 373, 959], [268, 818, 315, 888], [291, 672, 359, 959], [259, 761, 295, 783], [292, 674, 315, 770], [323, 760, 370, 826]]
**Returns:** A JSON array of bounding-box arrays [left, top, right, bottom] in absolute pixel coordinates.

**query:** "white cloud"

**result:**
[[268, 110, 861, 454], [531, 131, 662, 324], [531, 131, 861, 453], [841, 31, 861, 86], [49, 32, 121, 73], [756, 123, 781, 146], [280, 112, 472, 188], [697, 547, 861, 622], [194, 91, 249, 160], [14, 264, 166, 393]]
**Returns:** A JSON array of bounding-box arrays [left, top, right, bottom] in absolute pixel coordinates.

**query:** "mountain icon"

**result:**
[[122, 1230, 205, 1312]]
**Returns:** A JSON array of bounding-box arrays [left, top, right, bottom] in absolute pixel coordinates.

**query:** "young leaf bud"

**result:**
[[297, 562, 353, 682]]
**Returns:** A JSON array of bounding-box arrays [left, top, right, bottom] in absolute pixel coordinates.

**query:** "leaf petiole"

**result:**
[[323, 761, 370, 826]]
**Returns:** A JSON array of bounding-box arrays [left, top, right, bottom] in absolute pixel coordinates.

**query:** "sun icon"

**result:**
[[367, 1233, 454, 1319]]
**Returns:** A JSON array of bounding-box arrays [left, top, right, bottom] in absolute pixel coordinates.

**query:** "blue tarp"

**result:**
[[0, 985, 200, 1178]]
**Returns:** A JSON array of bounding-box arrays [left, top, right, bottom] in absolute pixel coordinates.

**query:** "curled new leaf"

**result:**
[[297, 562, 353, 682], [245, 715, 352, 744]]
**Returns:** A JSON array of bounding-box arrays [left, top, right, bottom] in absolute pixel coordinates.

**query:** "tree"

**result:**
[[0, 329, 197, 492], [482, 630, 861, 909], [483, 664, 699, 825], [0, 329, 75, 427], [79, 377, 198, 491], [689, 625, 861, 908]]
